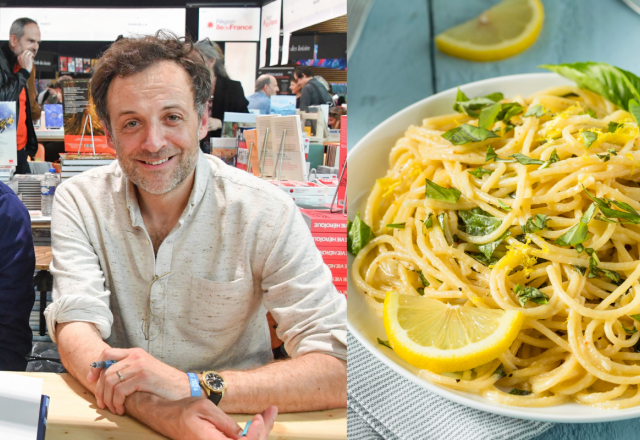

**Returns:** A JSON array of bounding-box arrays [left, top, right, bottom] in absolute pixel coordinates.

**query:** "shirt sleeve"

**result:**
[[260, 198, 346, 361], [44, 185, 114, 343], [0, 190, 34, 371]]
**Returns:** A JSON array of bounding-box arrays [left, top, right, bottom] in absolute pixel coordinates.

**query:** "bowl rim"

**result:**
[[346, 72, 640, 423]]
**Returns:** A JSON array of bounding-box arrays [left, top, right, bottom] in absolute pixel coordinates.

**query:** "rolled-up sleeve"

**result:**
[[44, 185, 113, 343], [261, 199, 346, 361]]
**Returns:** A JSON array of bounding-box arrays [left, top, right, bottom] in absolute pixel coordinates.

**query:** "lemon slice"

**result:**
[[435, 0, 544, 62], [383, 291, 524, 373]]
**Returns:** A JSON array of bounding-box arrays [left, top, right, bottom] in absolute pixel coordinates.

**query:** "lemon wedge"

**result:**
[[383, 291, 524, 373], [435, 0, 544, 62]]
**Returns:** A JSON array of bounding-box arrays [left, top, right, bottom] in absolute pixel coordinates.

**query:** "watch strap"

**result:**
[[207, 390, 223, 406]]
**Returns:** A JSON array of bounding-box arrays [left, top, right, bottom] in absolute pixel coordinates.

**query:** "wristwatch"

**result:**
[[200, 371, 227, 405]]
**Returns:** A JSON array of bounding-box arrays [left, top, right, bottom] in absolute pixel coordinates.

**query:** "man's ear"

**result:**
[[198, 111, 209, 140], [104, 122, 116, 150], [9, 34, 17, 51]]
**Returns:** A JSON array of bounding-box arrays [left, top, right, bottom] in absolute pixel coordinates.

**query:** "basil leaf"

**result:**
[[576, 243, 584, 253], [509, 153, 545, 165], [387, 223, 406, 229], [479, 102, 503, 129], [588, 255, 623, 284], [503, 123, 515, 134], [630, 99, 640, 124], [581, 131, 598, 148], [485, 145, 498, 162], [425, 213, 433, 229], [493, 364, 506, 379], [524, 104, 547, 118], [468, 168, 494, 178], [608, 148, 618, 156], [478, 230, 510, 259], [630, 314, 640, 322], [452, 233, 459, 243], [563, 92, 580, 98], [610, 200, 640, 217], [417, 287, 425, 296], [608, 121, 622, 133], [573, 265, 587, 276], [522, 214, 549, 234], [554, 222, 589, 247], [417, 270, 430, 287], [437, 213, 454, 246], [586, 109, 597, 118], [514, 284, 549, 308], [539, 149, 561, 170], [583, 185, 640, 224], [454, 94, 503, 117], [585, 247, 595, 256], [347, 212, 375, 255], [509, 389, 533, 396], [453, 88, 469, 113], [498, 200, 512, 212], [468, 252, 499, 267], [596, 153, 612, 162], [540, 62, 640, 113], [582, 203, 597, 224], [425, 179, 461, 203], [499, 103, 525, 121], [484, 92, 505, 102], [442, 123, 500, 145], [458, 208, 502, 236], [622, 323, 638, 335], [377, 338, 393, 349]]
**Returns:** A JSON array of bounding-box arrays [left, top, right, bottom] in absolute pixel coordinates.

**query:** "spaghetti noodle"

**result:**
[[352, 85, 640, 408]]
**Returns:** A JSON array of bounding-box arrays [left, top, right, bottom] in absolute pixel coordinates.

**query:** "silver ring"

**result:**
[[116, 371, 124, 382]]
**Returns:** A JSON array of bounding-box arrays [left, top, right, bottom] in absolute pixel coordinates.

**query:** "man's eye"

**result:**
[[167, 115, 180, 121], [125, 121, 138, 128]]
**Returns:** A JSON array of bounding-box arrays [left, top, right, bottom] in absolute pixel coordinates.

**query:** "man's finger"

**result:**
[[112, 374, 142, 415], [261, 406, 278, 433], [244, 414, 264, 440], [94, 369, 106, 409], [102, 364, 132, 415], [88, 348, 136, 382], [198, 400, 244, 439]]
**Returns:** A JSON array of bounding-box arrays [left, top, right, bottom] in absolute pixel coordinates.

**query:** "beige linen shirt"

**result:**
[[44, 152, 346, 371]]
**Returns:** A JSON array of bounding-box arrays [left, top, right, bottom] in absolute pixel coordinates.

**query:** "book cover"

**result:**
[[62, 79, 113, 154], [299, 208, 348, 232], [83, 58, 91, 73], [222, 112, 256, 138], [44, 104, 63, 128], [242, 129, 260, 176], [0, 102, 17, 167], [75, 58, 83, 73], [59, 153, 115, 165], [269, 95, 296, 116], [337, 115, 347, 210], [67, 57, 75, 72], [255, 115, 276, 176], [210, 137, 237, 166], [269, 115, 307, 181], [59, 56, 67, 72]]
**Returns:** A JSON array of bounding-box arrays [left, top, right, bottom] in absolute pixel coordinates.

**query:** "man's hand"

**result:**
[[160, 398, 277, 440], [87, 347, 191, 415], [17, 50, 34, 73], [207, 118, 222, 132]]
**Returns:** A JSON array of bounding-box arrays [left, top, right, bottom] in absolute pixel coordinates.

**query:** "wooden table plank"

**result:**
[[13, 372, 346, 440], [34, 246, 53, 271], [431, 0, 640, 92]]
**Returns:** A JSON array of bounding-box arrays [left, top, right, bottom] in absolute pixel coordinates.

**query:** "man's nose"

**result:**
[[141, 121, 167, 153]]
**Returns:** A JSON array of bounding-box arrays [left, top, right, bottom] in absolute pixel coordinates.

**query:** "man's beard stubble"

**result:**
[[116, 143, 199, 195]]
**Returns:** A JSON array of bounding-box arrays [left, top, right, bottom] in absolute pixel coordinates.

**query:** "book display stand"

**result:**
[[76, 114, 96, 155]]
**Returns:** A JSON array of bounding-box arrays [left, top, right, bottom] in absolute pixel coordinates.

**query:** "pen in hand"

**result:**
[[90, 360, 118, 369]]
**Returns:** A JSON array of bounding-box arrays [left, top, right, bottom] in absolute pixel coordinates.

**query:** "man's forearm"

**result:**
[[218, 353, 346, 414], [56, 321, 110, 393]]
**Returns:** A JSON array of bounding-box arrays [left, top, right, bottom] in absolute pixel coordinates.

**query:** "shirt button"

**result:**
[[147, 239, 151, 246]]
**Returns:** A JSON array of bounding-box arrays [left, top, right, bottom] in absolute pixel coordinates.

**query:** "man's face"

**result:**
[[105, 60, 207, 195], [296, 74, 311, 87], [10, 23, 41, 57], [265, 77, 279, 97]]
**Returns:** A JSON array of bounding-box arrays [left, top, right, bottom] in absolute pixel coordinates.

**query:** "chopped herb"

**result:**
[[622, 323, 638, 335], [468, 252, 499, 266], [509, 153, 545, 166], [539, 149, 560, 170], [468, 167, 494, 178], [515, 234, 527, 243], [573, 265, 587, 276], [417, 270, 430, 288], [630, 314, 640, 322], [562, 92, 580, 98], [522, 214, 549, 234], [514, 284, 549, 307], [587, 253, 623, 284], [631, 99, 640, 125], [452, 233, 459, 242], [596, 148, 618, 162], [498, 200, 512, 211], [499, 103, 525, 121], [509, 389, 533, 396], [425, 179, 461, 204], [377, 338, 392, 349], [479, 102, 503, 129], [417, 288, 425, 296], [503, 123, 515, 134], [608, 121, 622, 133], [458, 208, 509, 258], [581, 130, 598, 148], [347, 212, 375, 255], [493, 364, 506, 379], [452, 90, 503, 117], [437, 213, 454, 246], [386, 223, 406, 229], [587, 109, 597, 118], [442, 123, 501, 145], [583, 185, 640, 224], [554, 203, 597, 247], [485, 145, 498, 162], [524, 104, 547, 118], [575, 243, 584, 253]]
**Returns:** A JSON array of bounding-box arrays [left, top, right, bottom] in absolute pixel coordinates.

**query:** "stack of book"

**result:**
[[60, 153, 116, 182], [300, 209, 347, 296], [270, 180, 332, 206], [0, 166, 14, 183], [11, 175, 45, 210]]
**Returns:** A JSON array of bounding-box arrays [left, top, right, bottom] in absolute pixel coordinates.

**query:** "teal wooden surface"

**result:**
[[348, 0, 640, 438]]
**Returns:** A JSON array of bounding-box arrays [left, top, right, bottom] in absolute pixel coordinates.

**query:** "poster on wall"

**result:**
[[59, 56, 67, 72], [62, 79, 113, 155], [199, 8, 261, 41], [0, 102, 17, 167], [75, 58, 83, 73], [260, 0, 281, 67]]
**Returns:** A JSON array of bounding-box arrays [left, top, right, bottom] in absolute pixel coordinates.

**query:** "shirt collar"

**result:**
[[124, 150, 211, 228]]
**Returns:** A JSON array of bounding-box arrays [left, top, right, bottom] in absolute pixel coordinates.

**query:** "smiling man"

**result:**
[[44, 32, 346, 440]]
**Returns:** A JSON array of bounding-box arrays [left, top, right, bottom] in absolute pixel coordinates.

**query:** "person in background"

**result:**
[[0, 17, 41, 174], [0, 180, 35, 371], [289, 78, 302, 109], [194, 39, 248, 153], [247, 74, 279, 114], [293, 66, 334, 112], [328, 106, 345, 129], [37, 75, 72, 106]]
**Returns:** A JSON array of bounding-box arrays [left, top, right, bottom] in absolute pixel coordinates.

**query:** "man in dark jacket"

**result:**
[[0, 181, 35, 371], [0, 17, 41, 174], [293, 66, 334, 112]]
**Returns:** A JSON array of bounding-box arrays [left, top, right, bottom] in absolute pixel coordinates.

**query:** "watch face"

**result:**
[[204, 372, 225, 393]]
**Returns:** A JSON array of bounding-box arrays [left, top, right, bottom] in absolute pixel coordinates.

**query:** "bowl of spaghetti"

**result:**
[[347, 71, 640, 422]]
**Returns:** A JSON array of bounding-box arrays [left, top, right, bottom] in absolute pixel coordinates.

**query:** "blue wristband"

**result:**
[[187, 373, 202, 397], [242, 421, 252, 437]]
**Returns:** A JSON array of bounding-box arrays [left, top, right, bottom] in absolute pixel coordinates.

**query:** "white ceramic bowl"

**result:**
[[347, 72, 640, 423]]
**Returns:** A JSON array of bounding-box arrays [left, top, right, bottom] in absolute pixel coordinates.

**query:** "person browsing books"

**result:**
[[293, 66, 334, 112], [247, 75, 279, 114], [0, 17, 41, 174], [44, 31, 346, 440], [0, 180, 35, 371]]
